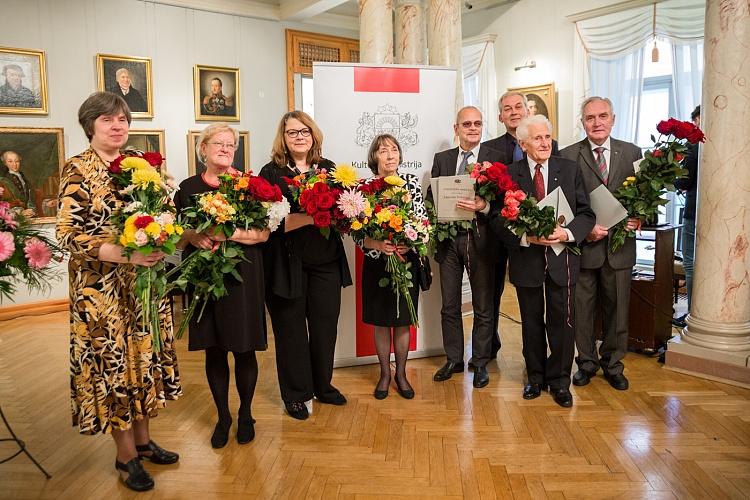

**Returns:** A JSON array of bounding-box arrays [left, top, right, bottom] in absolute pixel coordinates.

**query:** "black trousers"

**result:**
[[266, 260, 342, 403], [515, 276, 575, 390], [491, 245, 508, 353]]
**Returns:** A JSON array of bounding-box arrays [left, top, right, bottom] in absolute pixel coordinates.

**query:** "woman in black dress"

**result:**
[[259, 111, 352, 420], [359, 134, 426, 400], [175, 123, 270, 448]]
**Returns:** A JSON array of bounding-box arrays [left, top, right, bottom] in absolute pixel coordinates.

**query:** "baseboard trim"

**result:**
[[0, 298, 68, 321]]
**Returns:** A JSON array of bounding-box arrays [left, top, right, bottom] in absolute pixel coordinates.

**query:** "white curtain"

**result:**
[[462, 35, 497, 139], [672, 40, 704, 120]]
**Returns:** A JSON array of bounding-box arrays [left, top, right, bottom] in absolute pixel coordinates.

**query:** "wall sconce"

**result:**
[[514, 60, 536, 71]]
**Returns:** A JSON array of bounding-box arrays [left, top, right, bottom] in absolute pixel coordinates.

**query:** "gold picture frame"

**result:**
[[193, 64, 240, 122], [187, 129, 250, 177], [96, 53, 154, 119], [508, 82, 557, 139], [0, 127, 64, 223], [126, 129, 167, 174], [0, 46, 48, 115]]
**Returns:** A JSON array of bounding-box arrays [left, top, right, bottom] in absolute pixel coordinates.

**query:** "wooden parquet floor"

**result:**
[[1, 288, 749, 499]]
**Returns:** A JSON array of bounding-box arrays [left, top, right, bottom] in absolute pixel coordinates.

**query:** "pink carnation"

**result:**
[[0, 232, 15, 261], [404, 227, 418, 241], [23, 237, 51, 269]]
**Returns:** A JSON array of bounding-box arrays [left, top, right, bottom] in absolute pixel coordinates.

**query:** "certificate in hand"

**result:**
[[537, 186, 574, 256], [430, 175, 476, 222], [588, 184, 628, 229]]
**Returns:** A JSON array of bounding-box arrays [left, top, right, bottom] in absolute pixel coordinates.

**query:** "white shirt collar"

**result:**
[[526, 157, 549, 171], [459, 143, 481, 159], [588, 137, 611, 152]]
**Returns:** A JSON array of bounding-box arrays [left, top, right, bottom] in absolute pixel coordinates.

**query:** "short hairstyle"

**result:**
[[367, 134, 403, 175], [196, 123, 239, 164], [1, 150, 20, 163], [498, 91, 528, 111], [455, 105, 482, 123], [2, 64, 24, 77], [77, 91, 132, 142], [211, 77, 223, 87], [270, 110, 324, 167], [579, 96, 614, 121], [691, 105, 701, 121], [516, 115, 553, 141], [115, 68, 130, 79]]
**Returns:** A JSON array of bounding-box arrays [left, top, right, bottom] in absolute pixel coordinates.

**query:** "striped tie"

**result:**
[[457, 150, 473, 175], [594, 146, 608, 185]]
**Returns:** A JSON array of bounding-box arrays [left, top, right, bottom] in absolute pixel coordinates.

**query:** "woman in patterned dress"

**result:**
[[56, 92, 181, 492], [358, 134, 426, 400]]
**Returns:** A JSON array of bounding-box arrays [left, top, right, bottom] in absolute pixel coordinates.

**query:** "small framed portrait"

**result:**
[[126, 129, 167, 173], [0, 46, 48, 115], [0, 127, 64, 223], [96, 53, 153, 118], [193, 65, 240, 122], [508, 82, 557, 139], [187, 129, 250, 176]]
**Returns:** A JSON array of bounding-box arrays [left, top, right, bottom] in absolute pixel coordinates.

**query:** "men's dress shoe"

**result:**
[[211, 420, 231, 449], [473, 366, 489, 388], [316, 392, 347, 405], [433, 361, 464, 381], [285, 401, 309, 420], [604, 372, 629, 391], [551, 388, 573, 408], [523, 383, 543, 400], [572, 369, 596, 387], [136, 440, 179, 464], [237, 417, 256, 444], [115, 457, 154, 492]]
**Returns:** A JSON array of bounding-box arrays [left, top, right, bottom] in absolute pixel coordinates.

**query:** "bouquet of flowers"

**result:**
[[285, 163, 359, 237], [0, 190, 64, 301], [108, 152, 183, 352], [173, 172, 289, 336], [610, 118, 704, 251], [347, 175, 431, 325]]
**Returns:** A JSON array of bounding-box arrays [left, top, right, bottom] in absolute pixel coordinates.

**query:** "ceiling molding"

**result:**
[[303, 11, 359, 31], [144, 0, 280, 20], [280, 0, 350, 20], [566, 0, 667, 23]]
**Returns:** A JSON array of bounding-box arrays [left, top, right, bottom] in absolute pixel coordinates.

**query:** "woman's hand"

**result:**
[[364, 237, 397, 255], [128, 250, 166, 267], [284, 213, 314, 232], [185, 229, 213, 250], [207, 226, 228, 241], [230, 228, 271, 245], [395, 244, 409, 255], [97, 243, 166, 265]]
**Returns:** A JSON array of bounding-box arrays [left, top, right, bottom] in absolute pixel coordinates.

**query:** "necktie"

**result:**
[[533, 164, 545, 200], [512, 141, 524, 162], [594, 146, 609, 185], [457, 150, 473, 175]]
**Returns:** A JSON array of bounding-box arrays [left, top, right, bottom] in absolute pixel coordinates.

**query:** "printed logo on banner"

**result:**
[[355, 104, 419, 150]]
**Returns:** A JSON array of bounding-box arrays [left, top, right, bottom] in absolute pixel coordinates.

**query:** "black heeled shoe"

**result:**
[[395, 378, 415, 400], [374, 374, 390, 400], [136, 440, 179, 464], [211, 420, 232, 449], [115, 457, 154, 492], [237, 417, 256, 444]]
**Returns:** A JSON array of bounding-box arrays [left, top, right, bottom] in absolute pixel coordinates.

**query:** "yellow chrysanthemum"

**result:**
[[626, 176, 636, 182], [131, 167, 162, 189], [145, 222, 161, 237], [119, 234, 129, 246], [331, 164, 358, 187], [376, 209, 393, 224], [164, 223, 175, 235], [384, 175, 405, 187], [120, 157, 150, 171], [175, 225, 184, 235], [351, 220, 363, 230]]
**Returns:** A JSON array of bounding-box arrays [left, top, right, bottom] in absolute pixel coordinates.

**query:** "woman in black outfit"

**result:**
[[259, 111, 352, 420], [357, 134, 426, 400], [175, 123, 270, 448]]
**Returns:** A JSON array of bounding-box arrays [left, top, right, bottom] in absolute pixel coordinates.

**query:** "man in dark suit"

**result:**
[[430, 106, 503, 389], [560, 96, 642, 391], [109, 68, 147, 113], [490, 115, 595, 407]]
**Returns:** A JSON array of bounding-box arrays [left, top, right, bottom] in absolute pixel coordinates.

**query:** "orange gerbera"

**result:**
[[389, 215, 403, 232]]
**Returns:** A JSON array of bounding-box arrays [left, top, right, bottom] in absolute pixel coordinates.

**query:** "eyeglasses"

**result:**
[[208, 141, 237, 150], [459, 120, 483, 129], [285, 128, 312, 138]]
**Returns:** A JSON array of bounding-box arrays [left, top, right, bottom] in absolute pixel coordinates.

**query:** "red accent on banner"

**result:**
[[355, 247, 417, 357], [353, 67, 420, 93]]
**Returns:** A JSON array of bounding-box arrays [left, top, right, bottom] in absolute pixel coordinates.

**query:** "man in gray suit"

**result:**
[[560, 96, 642, 391]]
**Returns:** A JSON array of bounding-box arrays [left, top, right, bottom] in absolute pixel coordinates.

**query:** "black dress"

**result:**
[[174, 175, 267, 353]]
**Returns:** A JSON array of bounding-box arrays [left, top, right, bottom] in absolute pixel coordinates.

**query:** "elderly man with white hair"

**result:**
[[108, 67, 147, 112], [490, 114, 595, 407]]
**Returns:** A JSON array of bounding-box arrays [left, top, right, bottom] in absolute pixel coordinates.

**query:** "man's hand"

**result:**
[[586, 224, 609, 242], [455, 195, 487, 212], [626, 218, 640, 231], [527, 225, 568, 246]]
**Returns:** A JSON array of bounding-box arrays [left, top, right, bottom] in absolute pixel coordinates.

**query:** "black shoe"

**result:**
[[237, 417, 256, 444], [136, 440, 179, 464], [604, 372, 629, 390], [473, 366, 489, 388], [374, 388, 388, 399], [211, 420, 231, 449], [433, 361, 464, 381], [316, 392, 347, 405], [115, 457, 154, 492], [395, 378, 415, 399], [523, 383, 543, 400], [551, 388, 573, 408], [285, 401, 309, 420], [572, 369, 596, 387]]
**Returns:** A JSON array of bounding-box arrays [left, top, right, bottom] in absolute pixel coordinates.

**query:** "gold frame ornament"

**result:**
[[0, 46, 49, 115], [187, 129, 250, 176], [508, 82, 557, 139], [193, 64, 240, 122], [96, 53, 154, 119]]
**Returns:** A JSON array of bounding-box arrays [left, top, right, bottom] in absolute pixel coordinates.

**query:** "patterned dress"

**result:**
[[56, 148, 181, 435]]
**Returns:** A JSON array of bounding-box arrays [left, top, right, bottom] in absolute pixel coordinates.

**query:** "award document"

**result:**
[[537, 186, 574, 256], [430, 175, 476, 222], [588, 184, 628, 229]]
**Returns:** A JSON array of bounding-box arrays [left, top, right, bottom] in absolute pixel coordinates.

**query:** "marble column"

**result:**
[[666, 0, 750, 386], [358, 0, 394, 64], [395, 0, 426, 65], [427, 0, 463, 109]]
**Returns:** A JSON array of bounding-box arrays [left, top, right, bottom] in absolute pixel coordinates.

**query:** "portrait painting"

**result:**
[[96, 53, 153, 118], [508, 82, 557, 139], [0, 127, 64, 223], [0, 46, 48, 115], [187, 130, 250, 176], [194, 65, 240, 122], [126, 129, 167, 173]]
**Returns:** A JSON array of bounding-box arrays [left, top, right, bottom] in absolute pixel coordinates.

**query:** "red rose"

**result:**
[[505, 197, 520, 208], [316, 191, 335, 210], [512, 190, 526, 201], [652, 149, 664, 158], [673, 121, 694, 140], [656, 120, 673, 135], [109, 155, 124, 174], [675, 153, 685, 162], [687, 128, 705, 144], [501, 206, 519, 220], [142, 152, 164, 167], [311, 181, 329, 195], [299, 190, 318, 214], [247, 176, 278, 201], [134, 215, 154, 229], [313, 211, 331, 227]]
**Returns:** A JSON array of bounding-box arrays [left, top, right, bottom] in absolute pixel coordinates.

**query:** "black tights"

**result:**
[[205, 347, 258, 426], [373, 326, 412, 392]]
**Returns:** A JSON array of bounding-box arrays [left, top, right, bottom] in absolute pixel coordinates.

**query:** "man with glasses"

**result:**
[[429, 106, 503, 389]]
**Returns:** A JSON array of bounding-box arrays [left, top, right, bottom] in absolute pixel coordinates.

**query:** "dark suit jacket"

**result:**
[[674, 142, 698, 220], [428, 145, 504, 263], [489, 157, 595, 287], [5, 171, 32, 204], [560, 138, 642, 270], [482, 132, 559, 165]]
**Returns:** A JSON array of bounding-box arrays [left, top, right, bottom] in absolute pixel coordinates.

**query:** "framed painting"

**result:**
[[126, 129, 167, 173], [187, 129, 250, 176], [0, 127, 64, 223], [193, 65, 240, 121], [0, 46, 48, 115], [508, 82, 557, 139], [96, 53, 153, 118]]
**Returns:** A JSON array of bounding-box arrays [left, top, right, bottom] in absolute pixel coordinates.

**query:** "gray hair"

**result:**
[[455, 105, 482, 123], [196, 123, 239, 164], [115, 68, 130, 79], [498, 91, 528, 111], [1, 150, 20, 163], [2, 64, 24, 77], [580, 96, 614, 121], [516, 115, 553, 141]]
